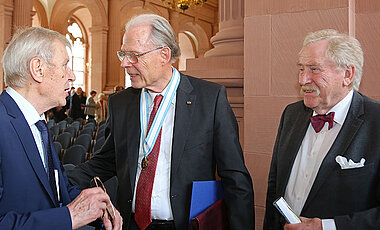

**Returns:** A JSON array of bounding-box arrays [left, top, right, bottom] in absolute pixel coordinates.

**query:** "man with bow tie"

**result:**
[[264, 29, 380, 230]]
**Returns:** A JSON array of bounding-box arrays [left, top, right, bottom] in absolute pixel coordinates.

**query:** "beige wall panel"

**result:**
[[245, 152, 272, 229], [244, 15, 271, 97], [246, 0, 348, 17], [271, 8, 349, 96], [356, 12, 380, 97], [255, 206, 265, 230], [245, 152, 272, 207], [355, 0, 380, 14], [244, 96, 300, 154]]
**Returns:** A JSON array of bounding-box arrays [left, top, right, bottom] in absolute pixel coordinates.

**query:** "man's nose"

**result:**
[[67, 66, 76, 81], [120, 56, 133, 68], [299, 70, 311, 85]]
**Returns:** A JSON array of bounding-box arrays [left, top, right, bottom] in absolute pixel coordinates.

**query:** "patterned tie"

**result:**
[[35, 120, 58, 205], [135, 95, 163, 230], [310, 112, 335, 133]]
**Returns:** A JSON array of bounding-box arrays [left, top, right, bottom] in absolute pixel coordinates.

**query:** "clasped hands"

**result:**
[[67, 186, 123, 230], [284, 217, 322, 230]]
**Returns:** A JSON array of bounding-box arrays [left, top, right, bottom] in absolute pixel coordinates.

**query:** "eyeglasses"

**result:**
[[116, 46, 164, 63], [91, 176, 116, 220]]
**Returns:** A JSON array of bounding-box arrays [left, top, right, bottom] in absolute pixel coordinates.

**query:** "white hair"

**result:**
[[2, 27, 71, 88], [300, 29, 364, 90], [125, 14, 181, 63]]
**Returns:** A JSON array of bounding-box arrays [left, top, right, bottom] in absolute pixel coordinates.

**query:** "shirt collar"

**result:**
[[146, 86, 177, 107], [312, 90, 354, 126], [6, 87, 45, 127]]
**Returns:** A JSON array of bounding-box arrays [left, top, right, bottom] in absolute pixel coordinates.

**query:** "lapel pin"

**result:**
[[186, 100, 192, 105]]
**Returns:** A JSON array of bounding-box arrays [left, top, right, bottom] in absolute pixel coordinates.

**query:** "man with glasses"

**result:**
[[0, 27, 122, 229], [68, 14, 254, 230]]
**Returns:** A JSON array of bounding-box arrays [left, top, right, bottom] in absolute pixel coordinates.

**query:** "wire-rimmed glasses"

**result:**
[[91, 176, 116, 220], [116, 46, 163, 63]]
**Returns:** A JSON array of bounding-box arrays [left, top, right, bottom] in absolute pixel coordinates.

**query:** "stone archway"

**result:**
[[33, 0, 48, 28], [50, 0, 108, 94], [179, 21, 210, 58]]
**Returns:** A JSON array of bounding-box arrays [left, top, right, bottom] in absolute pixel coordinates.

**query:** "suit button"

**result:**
[[171, 195, 177, 198], [127, 199, 132, 203]]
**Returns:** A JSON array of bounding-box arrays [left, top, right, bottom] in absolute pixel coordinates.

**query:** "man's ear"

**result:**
[[160, 47, 172, 65], [29, 57, 44, 83], [343, 65, 355, 87]]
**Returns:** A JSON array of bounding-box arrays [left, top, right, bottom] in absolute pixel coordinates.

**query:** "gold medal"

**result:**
[[141, 157, 149, 170]]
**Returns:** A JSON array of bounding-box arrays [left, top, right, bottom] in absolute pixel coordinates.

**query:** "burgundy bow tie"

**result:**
[[310, 112, 335, 133]]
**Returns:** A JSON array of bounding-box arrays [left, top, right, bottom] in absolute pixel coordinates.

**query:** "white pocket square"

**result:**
[[335, 155, 365, 169]]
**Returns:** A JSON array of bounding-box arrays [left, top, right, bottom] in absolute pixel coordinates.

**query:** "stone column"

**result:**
[[204, 0, 244, 57], [105, 0, 121, 92], [89, 25, 108, 94], [184, 0, 245, 146], [0, 0, 13, 91], [168, 10, 180, 69], [12, 0, 33, 33]]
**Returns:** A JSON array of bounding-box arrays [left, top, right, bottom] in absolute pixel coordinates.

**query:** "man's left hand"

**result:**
[[284, 217, 322, 230]]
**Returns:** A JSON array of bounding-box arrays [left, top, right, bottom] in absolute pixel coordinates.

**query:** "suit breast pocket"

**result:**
[[338, 162, 375, 177]]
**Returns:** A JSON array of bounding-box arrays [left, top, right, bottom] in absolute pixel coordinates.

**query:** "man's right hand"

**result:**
[[67, 187, 112, 229]]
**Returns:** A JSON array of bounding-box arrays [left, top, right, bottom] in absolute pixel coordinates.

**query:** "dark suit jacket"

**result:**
[[264, 91, 380, 230], [0, 91, 81, 229], [68, 74, 254, 230], [69, 93, 83, 120]]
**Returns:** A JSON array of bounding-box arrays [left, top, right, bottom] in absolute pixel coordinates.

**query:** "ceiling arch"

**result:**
[[49, 0, 107, 34]]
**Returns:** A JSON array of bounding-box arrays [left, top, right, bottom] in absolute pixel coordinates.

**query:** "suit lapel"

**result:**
[[303, 91, 364, 211], [278, 105, 312, 195], [171, 74, 196, 181], [126, 89, 142, 191], [0, 91, 57, 205]]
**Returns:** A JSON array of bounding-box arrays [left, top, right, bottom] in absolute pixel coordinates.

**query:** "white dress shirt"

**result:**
[[132, 88, 176, 220], [284, 90, 353, 230]]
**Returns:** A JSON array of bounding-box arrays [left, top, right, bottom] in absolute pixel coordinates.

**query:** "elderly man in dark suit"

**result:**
[[264, 29, 380, 230], [68, 14, 254, 230], [0, 27, 122, 229]]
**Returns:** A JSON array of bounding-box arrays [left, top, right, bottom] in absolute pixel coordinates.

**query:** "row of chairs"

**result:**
[[54, 119, 107, 166]]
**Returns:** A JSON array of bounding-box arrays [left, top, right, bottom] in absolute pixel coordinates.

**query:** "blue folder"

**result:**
[[189, 180, 224, 225]]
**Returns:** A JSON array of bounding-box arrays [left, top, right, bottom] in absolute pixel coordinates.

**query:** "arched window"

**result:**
[[66, 19, 86, 89], [178, 31, 197, 71]]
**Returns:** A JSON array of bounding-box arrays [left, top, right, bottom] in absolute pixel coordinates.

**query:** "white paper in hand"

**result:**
[[273, 197, 301, 224]]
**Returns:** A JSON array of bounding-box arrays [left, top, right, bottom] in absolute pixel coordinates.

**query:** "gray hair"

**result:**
[[2, 27, 71, 88], [300, 29, 364, 90], [125, 14, 181, 63]]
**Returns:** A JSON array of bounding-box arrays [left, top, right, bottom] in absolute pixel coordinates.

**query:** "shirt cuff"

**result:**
[[322, 219, 337, 230]]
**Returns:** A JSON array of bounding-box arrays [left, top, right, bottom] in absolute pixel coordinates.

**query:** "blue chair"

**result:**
[[56, 132, 72, 149], [57, 120, 67, 132], [47, 119, 55, 129], [79, 127, 94, 138], [53, 141, 63, 160], [70, 121, 81, 133], [73, 134, 92, 153], [98, 120, 106, 127], [49, 124, 61, 139], [65, 126, 77, 138], [62, 145, 86, 166]]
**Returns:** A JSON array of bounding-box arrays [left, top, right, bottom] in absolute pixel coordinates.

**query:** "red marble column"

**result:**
[[205, 0, 244, 57]]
